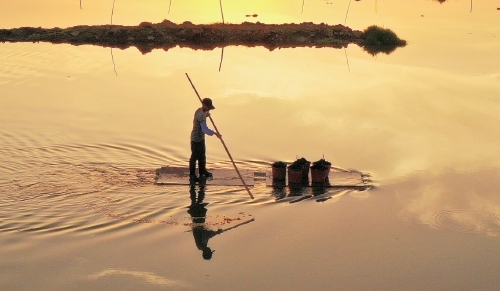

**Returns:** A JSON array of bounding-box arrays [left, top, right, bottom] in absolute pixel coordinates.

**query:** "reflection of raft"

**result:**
[[155, 166, 367, 188]]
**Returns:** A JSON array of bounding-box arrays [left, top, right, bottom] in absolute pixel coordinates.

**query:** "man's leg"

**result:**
[[190, 141, 205, 181], [189, 141, 198, 177], [198, 140, 207, 176]]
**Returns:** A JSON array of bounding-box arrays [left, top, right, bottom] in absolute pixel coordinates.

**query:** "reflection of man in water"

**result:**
[[188, 184, 222, 260]]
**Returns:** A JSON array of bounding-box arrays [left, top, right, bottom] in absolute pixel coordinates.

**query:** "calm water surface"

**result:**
[[1, 1, 500, 290]]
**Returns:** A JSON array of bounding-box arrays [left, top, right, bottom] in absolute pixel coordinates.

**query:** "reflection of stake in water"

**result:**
[[110, 48, 118, 76], [218, 47, 224, 72], [344, 47, 350, 72], [169, 0, 172, 14]]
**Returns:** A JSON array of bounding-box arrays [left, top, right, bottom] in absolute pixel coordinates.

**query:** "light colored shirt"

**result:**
[[191, 108, 215, 142]]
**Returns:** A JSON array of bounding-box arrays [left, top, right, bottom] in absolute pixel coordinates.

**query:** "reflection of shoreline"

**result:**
[[0, 20, 405, 55]]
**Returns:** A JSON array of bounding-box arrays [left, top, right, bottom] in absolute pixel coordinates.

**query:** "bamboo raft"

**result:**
[[155, 166, 367, 188]]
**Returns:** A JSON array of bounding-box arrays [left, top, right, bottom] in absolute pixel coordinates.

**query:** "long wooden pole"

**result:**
[[185, 73, 254, 200]]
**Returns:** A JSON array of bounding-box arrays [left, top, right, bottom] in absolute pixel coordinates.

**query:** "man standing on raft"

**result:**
[[189, 98, 221, 182]]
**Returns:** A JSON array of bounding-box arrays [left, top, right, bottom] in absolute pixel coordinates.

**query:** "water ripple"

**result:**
[[0, 135, 369, 237], [434, 209, 500, 236]]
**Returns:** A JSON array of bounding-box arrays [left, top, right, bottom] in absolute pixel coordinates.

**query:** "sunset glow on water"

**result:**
[[1, 1, 500, 290]]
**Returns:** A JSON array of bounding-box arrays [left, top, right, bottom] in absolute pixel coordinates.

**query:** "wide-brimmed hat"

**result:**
[[202, 98, 215, 110]]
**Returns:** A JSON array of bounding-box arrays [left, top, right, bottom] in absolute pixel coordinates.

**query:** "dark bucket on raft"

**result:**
[[311, 167, 328, 183], [310, 159, 332, 184], [287, 157, 310, 184], [287, 167, 303, 184], [296, 158, 310, 182], [271, 161, 287, 181], [302, 161, 311, 181]]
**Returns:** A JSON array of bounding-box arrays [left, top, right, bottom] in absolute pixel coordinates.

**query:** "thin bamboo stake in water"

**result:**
[[302, 0, 305, 13], [344, 0, 352, 25], [219, 0, 225, 24], [168, 0, 172, 14], [111, 0, 116, 25], [185, 73, 254, 200]]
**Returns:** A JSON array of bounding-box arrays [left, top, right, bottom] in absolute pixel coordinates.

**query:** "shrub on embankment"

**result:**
[[361, 25, 406, 55]]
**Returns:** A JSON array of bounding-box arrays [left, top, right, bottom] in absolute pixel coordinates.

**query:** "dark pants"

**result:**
[[189, 140, 206, 176]]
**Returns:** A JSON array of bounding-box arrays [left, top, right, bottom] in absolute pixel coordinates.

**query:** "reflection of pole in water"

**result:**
[[375, 0, 377, 13], [111, 48, 118, 76], [344, 47, 350, 72], [220, 218, 255, 232], [344, 0, 352, 25], [219, 47, 224, 72], [219, 0, 225, 24], [168, 0, 172, 14], [111, 0, 116, 25], [302, 0, 305, 14], [80, 0, 82, 9], [470, 0, 472, 13]]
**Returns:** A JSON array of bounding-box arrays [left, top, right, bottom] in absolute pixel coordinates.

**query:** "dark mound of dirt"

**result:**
[[0, 20, 406, 55]]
